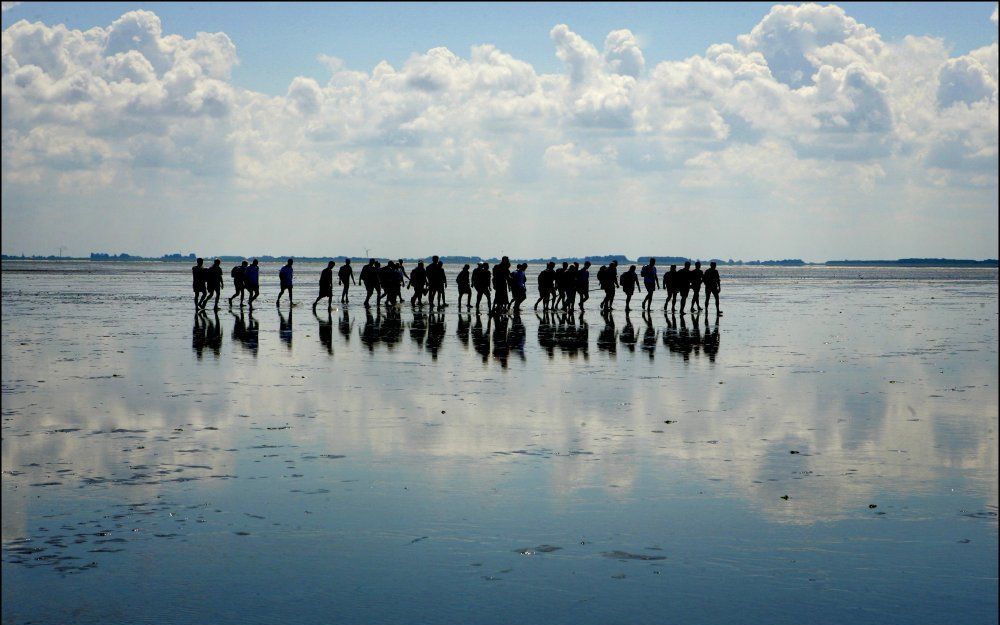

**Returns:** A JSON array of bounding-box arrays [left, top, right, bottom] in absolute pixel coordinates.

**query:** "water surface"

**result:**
[[2, 262, 997, 625]]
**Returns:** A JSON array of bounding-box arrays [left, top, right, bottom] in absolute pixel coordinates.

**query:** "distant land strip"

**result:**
[[1, 253, 997, 267]]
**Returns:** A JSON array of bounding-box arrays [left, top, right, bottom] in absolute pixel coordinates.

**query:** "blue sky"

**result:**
[[5, 2, 997, 95], [2, 3, 998, 259]]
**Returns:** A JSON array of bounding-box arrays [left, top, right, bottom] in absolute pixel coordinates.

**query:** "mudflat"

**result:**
[[2, 262, 997, 625]]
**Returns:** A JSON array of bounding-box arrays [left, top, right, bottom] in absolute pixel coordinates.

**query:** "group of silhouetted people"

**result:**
[[191, 256, 722, 315]]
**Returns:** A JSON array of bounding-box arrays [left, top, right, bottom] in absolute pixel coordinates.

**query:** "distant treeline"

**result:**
[[1, 253, 996, 267], [824, 258, 999, 267]]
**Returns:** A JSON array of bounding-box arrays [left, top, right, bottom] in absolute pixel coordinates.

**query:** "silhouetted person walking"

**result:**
[[313, 260, 336, 311], [620, 265, 639, 311], [338, 258, 355, 303], [409, 260, 427, 306], [245, 259, 260, 309], [663, 264, 678, 311], [563, 262, 579, 311], [534, 261, 556, 311], [640, 257, 657, 311], [360, 259, 379, 307], [690, 261, 704, 312], [201, 258, 222, 310], [677, 261, 692, 313], [229, 260, 248, 307], [276, 258, 294, 307], [473, 262, 492, 312], [512, 263, 528, 312], [703, 261, 722, 315], [599, 260, 619, 311], [577, 260, 592, 309], [192, 257, 207, 309], [457, 263, 472, 308], [492, 256, 511, 315], [426, 256, 443, 307], [554, 262, 568, 309]]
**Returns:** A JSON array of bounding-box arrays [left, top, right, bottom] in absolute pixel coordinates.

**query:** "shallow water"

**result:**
[[2, 261, 997, 625]]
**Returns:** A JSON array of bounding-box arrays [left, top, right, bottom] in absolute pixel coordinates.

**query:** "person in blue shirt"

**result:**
[[512, 263, 528, 312], [640, 257, 657, 311], [276, 258, 294, 307]]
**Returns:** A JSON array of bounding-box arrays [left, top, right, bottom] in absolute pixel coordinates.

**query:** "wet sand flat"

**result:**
[[2, 262, 997, 625]]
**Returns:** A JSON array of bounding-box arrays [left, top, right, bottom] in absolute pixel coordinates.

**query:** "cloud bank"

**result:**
[[2, 4, 997, 259]]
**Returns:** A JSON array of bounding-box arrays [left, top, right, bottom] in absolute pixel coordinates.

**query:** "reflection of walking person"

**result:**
[[279, 308, 293, 349], [276, 258, 294, 308]]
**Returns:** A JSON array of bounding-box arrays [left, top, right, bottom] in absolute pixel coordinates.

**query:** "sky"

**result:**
[[2, 2, 998, 260]]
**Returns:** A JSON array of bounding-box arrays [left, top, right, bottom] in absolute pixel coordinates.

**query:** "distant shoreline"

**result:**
[[2, 255, 997, 268]]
